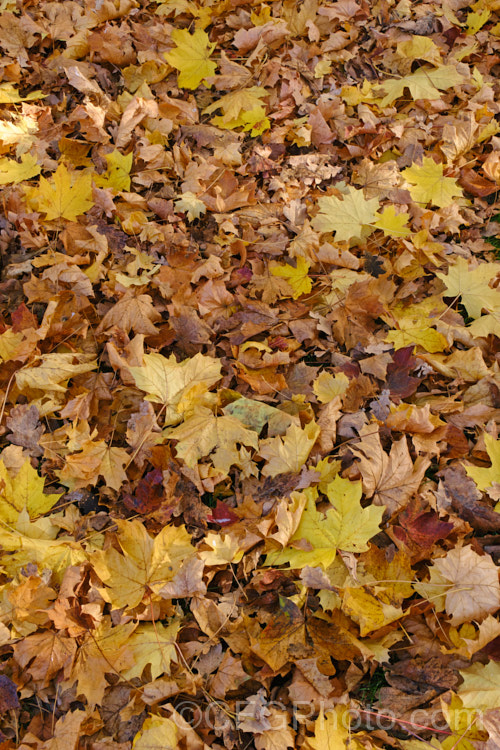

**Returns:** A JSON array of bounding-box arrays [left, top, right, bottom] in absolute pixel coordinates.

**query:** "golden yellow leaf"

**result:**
[[312, 186, 379, 242], [305, 707, 352, 750], [0, 510, 87, 582], [458, 661, 500, 710], [373, 65, 464, 107], [167, 407, 258, 473], [259, 422, 320, 477], [373, 205, 410, 237], [93, 149, 132, 192], [0, 458, 61, 524], [266, 476, 383, 569], [122, 620, 180, 680], [464, 433, 500, 492], [27, 164, 94, 221], [386, 317, 448, 353], [313, 371, 349, 403], [131, 352, 221, 425], [15, 354, 97, 394], [204, 87, 270, 135], [164, 28, 216, 89], [402, 157, 464, 208], [0, 153, 40, 185], [91, 518, 195, 610], [270, 257, 312, 299], [435, 256, 500, 318], [132, 716, 178, 750]]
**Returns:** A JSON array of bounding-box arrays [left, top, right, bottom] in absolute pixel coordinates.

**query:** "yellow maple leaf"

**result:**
[[0, 114, 38, 155], [164, 28, 216, 89], [0, 459, 61, 524], [259, 422, 320, 477], [0, 83, 44, 104], [458, 661, 500, 710], [435, 256, 500, 318], [402, 157, 463, 208], [203, 87, 270, 135], [464, 432, 500, 492], [313, 371, 349, 403], [372, 65, 464, 107], [270, 257, 312, 299], [466, 9, 490, 35], [0, 510, 87, 582], [131, 352, 221, 425], [414, 545, 500, 626], [0, 153, 40, 185], [71, 618, 136, 707], [266, 477, 383, 569], [386, 317, 448, 353], [132, 716, 178, 750], [306, 707, 354, 750], [15, 353, 97, 394], [174, 191, 207, 221], [91, 518, 194, 610], [122, 620, 180, 680], [27, 164, 94, 220], [397, 36, 442, 64], [373, 205, 410, 237], [167, 407, 258, 474], [311, 186, 379, 242], [93, 149, 132, 192]]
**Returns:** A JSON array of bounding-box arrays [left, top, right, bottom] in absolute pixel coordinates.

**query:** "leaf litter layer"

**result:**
[[0, 0, 499, 748]]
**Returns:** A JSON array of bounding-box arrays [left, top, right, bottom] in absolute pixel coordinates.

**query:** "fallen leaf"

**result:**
[[350, 425, 430, 514], [164, 28, 216, 89], [27, 164, 94, 220]]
